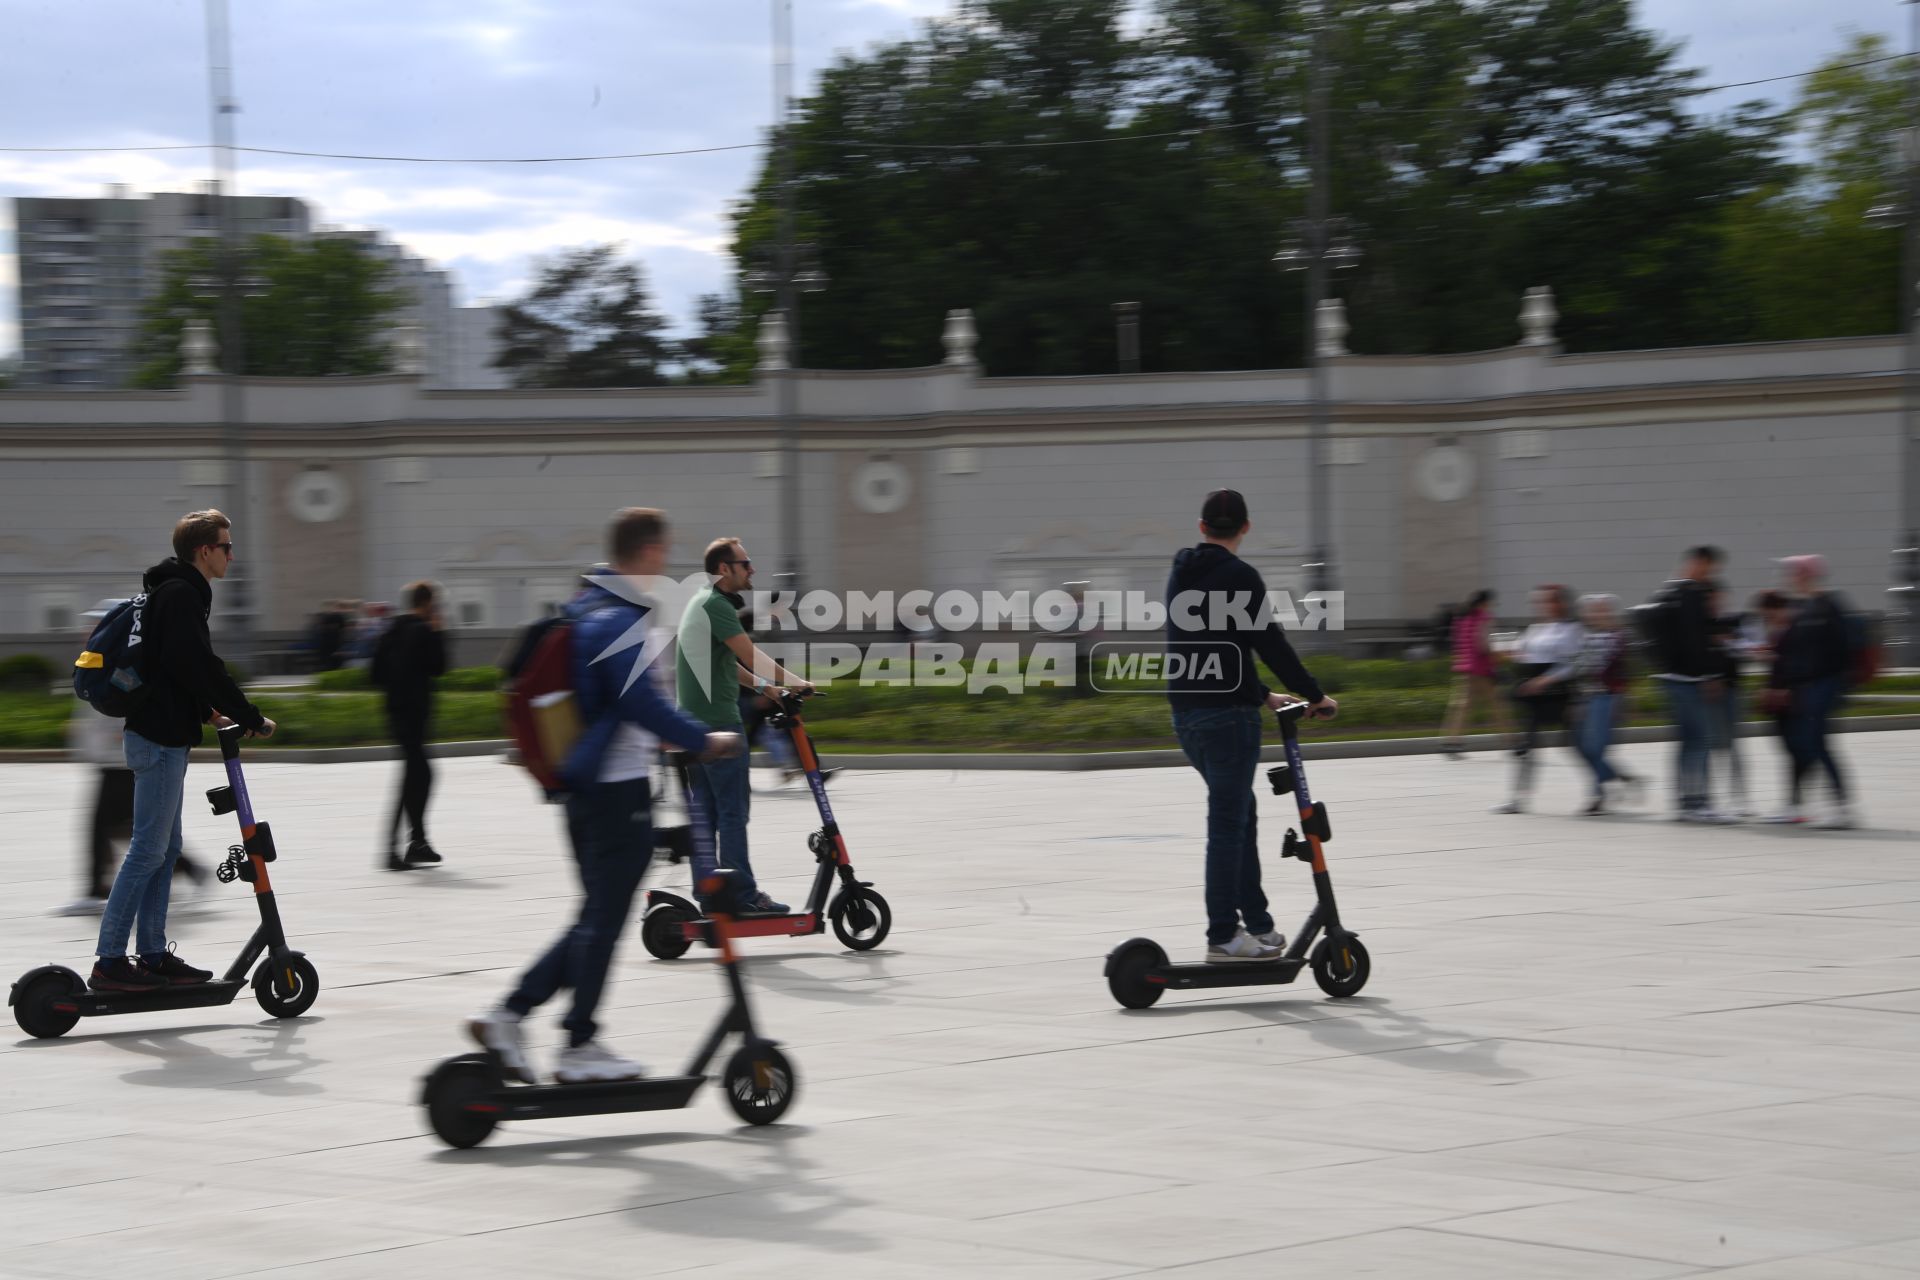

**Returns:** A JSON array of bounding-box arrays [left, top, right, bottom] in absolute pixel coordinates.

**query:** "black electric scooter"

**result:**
[[10, 723, 319, 1039], [641, 689, 890, 959], [420, 870, 798, 1148], [1104, 700, 1370, 1008]]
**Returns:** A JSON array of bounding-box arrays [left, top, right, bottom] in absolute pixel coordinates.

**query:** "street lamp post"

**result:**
[[1273, 0, 1358, 645], [1903, 0, 1920, 660], [203, 0, 253, 667], [745, 0, 829, 597]]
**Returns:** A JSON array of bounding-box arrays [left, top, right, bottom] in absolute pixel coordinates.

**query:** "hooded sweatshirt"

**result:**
[[1164, 543, 1324, 711], [123, 558, 265, 748]]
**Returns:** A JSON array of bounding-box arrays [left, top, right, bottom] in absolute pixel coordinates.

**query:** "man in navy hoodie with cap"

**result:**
[[1167, 489, 1338, 964]]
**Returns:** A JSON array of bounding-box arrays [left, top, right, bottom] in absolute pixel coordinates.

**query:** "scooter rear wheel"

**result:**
[[1310, 936, 1370, 998], [1105, 938, 1167, 1010], [253, 956, 320, 1019], [424, 1056, 502, 1149], [12, 970, 82, 1039], [642, 905, 696, 960], [829, 888, 891, 951], [723, 1043, 797, 1125]]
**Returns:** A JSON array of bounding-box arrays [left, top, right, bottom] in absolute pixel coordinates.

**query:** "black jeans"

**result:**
[[387, 712, 433, 851], [505, 778, 653, 1047], [84, 766, 202, 899], [1510, 664, 1574, 797]]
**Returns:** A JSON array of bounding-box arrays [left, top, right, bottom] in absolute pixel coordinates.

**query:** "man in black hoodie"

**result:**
[[1167, 489, 1338, 964], [373, 580, 448, 870], [1647, 545, 1726, 821], [92, 509, 275, 993]]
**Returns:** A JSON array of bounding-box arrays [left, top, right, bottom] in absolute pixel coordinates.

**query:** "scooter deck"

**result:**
[[483, 1075, 705, 1121], [1151, 958, 1308, 991], [65, 979, 246, 1017], [708, 912, 821, 940]]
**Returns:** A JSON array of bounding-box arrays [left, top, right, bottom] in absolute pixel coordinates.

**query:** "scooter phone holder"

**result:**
[[206, 785, 237, 816]]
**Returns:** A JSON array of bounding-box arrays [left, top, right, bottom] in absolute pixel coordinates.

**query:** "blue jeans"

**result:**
[[687, 750, 757, 899], [1660, 679, 1713, 812], [1172, 704, 1273, 947], [1709, 681, 1747, 804], [96, 731, 190, 961], [1575, 692, 1620, 795], [506, 778, 652, 1047]]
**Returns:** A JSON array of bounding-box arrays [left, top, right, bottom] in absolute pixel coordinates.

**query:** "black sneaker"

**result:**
[[404, 840, 443, 867], [383, 853, 409, 872], [89, 957, 165, 992], [140, 947, 213, 985]]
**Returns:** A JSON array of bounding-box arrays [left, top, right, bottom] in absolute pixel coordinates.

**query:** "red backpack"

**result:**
[[502, 616, 582, 798]]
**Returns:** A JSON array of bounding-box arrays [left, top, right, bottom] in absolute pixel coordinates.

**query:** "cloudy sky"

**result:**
[[0, 0, 1905, 361]]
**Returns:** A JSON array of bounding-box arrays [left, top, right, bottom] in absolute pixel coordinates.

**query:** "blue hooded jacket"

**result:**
[[559, 577, 711, 791]]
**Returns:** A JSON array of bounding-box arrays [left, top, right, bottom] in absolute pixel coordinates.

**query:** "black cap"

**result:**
[[1201, 488, 1249, 536]]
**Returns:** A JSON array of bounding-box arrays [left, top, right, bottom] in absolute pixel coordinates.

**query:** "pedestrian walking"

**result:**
[[1492, 585, 1584, 814], [1440, 590, 1508, 757]]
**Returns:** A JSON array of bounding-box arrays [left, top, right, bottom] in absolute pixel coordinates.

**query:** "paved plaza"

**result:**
[[2, 733, 1918, 1278]]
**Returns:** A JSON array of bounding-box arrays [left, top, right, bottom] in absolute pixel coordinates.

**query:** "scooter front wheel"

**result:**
[[1105, 938, 1167, 1010], [1310, 936, 1370, 998], [829, 888, 891, 951], [642, 905, 696, 960], [723, 1043, 797, 1125], [423, 1055, 502, 1149], [253, 956, 320, 1018]]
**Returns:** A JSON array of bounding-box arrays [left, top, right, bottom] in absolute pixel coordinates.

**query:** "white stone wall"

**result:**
[[1486, 413, 1899, 613]]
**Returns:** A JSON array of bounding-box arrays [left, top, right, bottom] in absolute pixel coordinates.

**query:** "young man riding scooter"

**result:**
[[676, 538, 813, 914], [1167, 490, 1338, 964], [469, 509, 740, 1085], [93, 509, 277, 992]]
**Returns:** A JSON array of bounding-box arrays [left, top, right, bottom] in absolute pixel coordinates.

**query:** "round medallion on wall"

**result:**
[[851, 460, 912, 516], [1415, 444, 1476, 504], [287, 467, 351, 524]]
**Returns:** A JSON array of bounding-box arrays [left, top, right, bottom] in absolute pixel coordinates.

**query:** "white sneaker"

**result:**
[[1250, 929, 1287, 951], [1816, 805, 1858, 831], [554, 1041, 647, 1084], [467, 1007, 532, 1083], [1205, 931, 1284, 965], [1763, 811, 1808, 825], [1490, 799, 1524, 815], [54, 896, 107, 917]]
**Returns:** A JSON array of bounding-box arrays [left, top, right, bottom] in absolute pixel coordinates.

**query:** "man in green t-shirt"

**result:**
[[676, 537, 811, 912]]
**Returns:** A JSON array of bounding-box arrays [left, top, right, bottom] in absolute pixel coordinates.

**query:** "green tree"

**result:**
[[493, 244, 674, 388], [727, 0, 1290, 375], [719, 0, 1789, 369], [677, 291, 757, 384], [1716, 34, 1904, 340], [132, 236, 400, 387]]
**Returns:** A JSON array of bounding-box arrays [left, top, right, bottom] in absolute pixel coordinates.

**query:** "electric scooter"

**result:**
[[420, 870, 798, 1148], [1104, 700, 1370, 1009], [10, 723, 320, 1039], [641, 689, 891, 959]]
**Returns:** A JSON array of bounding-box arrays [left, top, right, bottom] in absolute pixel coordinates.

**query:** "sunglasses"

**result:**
[[213, 542, 235, 555], [726, 558, 753, 569]]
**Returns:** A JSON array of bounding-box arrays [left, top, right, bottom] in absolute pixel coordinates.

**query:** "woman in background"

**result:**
[[1492, 585, 1585, 814]]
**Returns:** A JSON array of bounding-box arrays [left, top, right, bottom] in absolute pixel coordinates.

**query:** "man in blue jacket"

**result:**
[[468, 508, 740, 1085], [1167, 489, 1337, 964]]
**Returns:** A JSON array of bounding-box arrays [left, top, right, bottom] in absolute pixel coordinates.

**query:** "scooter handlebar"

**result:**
[[216, 721, 245, 762]]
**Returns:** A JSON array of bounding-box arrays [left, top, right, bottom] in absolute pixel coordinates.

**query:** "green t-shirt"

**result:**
[[676, 585, 745, 728]]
